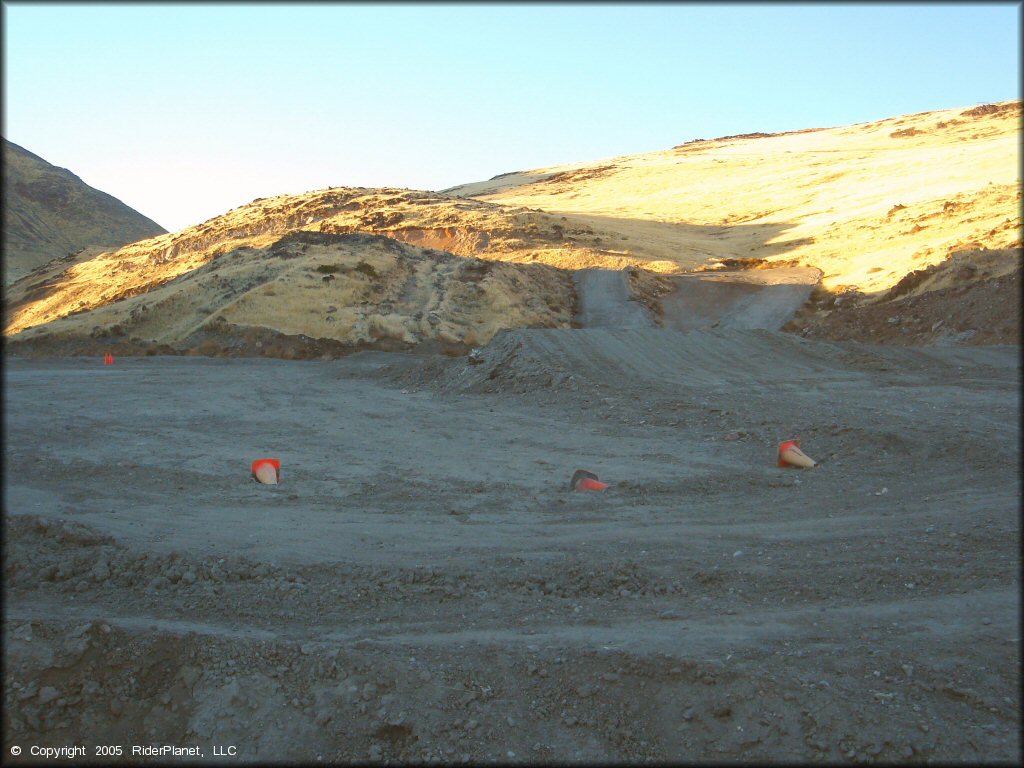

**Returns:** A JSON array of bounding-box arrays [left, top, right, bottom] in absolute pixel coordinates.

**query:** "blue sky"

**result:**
[[3, 2, 1020, 232]]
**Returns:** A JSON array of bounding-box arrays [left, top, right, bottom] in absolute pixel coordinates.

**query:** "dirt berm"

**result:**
[[4, 320, 1019, 763]]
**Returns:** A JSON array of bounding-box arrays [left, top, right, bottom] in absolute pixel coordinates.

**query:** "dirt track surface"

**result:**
[[3, 328, 1020, 764], [661, 268, 821, 332], [574, 269, 654, 328]]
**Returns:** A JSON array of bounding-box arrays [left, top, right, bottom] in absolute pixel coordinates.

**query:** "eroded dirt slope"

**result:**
[[786, 246, 1021, 346], [5, 232, 578, 359], [4, 187, 678, 350]]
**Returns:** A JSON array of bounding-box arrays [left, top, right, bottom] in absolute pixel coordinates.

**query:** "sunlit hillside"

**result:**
[[448, 100, 1021, 294], [4, 188, 650, 352], [4, 100, 1019, 354]]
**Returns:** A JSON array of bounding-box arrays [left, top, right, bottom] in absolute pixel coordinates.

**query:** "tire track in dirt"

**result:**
[[4, 341, 1019, 762], [7, 586, 1015, 655]]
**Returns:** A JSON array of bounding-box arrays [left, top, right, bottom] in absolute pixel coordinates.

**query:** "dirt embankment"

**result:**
[[4, 231, 580, 358], [786, 248, 1021, 346]]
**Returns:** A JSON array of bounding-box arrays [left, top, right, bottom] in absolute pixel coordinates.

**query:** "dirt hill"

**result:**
[[447, 101, 1020, 292], [3, 188, 649, 357], [2, 139, 166, 285], [448, 100, 1021, 345], [4, 100, 1019, 355]]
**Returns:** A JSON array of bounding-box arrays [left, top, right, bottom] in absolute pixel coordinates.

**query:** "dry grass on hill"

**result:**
[[4, 190, 632, 351], [4, 100, 1020, 354], [5, 231, 576, 357], [450, 100, 1021, 296], [2, 139, 167, 285]]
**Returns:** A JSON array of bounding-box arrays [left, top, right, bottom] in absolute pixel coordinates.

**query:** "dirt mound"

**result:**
[[4, 186, 677, 353], [5, 232, 580, 357], [421, 327, 845, 396], [410, 323, 1021, 401], [787, 248, 1021, 346], [661, 267, 821, 332]]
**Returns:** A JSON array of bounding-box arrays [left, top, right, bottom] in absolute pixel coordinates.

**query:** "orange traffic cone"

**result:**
[[570, 469, 609, 492], [252, 458, 281, 484], [778, 439, 816, 468], [104, 353, 113, 365]]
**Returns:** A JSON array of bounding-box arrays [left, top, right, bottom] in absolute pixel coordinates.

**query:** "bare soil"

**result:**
[[4, 325, 1019, 764], [786, 256, 1021, 347]]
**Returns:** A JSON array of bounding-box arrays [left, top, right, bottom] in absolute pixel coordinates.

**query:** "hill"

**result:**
[[448, 101, 1021, 346], [4, 100, 1019, 355], [4, 188, 643, 357], [2, 139, 167, 285], [446, 100, 1020, 293]]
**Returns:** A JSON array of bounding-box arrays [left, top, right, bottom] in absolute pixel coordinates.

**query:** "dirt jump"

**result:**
[[3, 265, 1020, 764], [574, 268, 656, 329], [660, 267, 822, 332]]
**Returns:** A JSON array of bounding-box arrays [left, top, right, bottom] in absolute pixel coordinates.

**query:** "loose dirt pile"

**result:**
[[786, 248, 1021, 346]]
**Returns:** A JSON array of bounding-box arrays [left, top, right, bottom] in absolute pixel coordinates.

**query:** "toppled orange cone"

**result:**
[[252, 458, 281, 484], [778, 439, 816, 468], [570, 469, 608, 492]]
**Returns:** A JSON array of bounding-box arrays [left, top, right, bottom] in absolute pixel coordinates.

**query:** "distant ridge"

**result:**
[[2, 138, 167, 284]]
